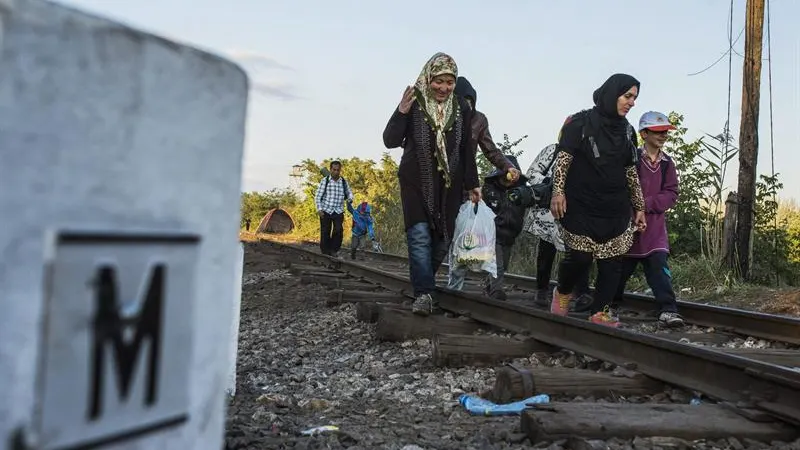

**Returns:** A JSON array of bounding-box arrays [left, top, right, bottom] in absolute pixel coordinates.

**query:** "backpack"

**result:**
[[351, 202, 372, 232], [529, 113, 637, 209], [581, 115, 638, 165], [528, 147, 559, 209], [320, 175, 350, 202]]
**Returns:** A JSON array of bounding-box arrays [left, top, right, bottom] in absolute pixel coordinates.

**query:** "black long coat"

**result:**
[[383, 97, 479, 241]]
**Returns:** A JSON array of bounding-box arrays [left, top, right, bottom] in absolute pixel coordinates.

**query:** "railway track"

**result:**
[[261, 238, 800, 432], [293, 239, 800, 347]]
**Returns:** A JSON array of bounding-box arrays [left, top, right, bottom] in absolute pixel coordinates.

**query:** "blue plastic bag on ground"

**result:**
[[450, 200, 497, 278], [458, 393, 550, 416]]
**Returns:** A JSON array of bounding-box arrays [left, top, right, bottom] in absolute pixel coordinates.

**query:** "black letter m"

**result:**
[[87, 264, 165, 421]]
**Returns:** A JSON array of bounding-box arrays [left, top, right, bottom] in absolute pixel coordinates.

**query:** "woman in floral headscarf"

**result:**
[[383, 52, 480, 316]]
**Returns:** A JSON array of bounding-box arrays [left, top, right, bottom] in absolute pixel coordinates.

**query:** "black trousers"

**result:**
[[556, 248, 622, 314], [537, 239, 590, 295], [319, 212, 344, 255], [615, 252, 678, 313]]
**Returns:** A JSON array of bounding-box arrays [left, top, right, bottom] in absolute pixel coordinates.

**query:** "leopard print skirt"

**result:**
[[559, 222, 636, 259]]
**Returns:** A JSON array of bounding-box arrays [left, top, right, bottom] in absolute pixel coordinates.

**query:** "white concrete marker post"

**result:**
[[0, 1, 249, 449], [227, 242, 245, 398]]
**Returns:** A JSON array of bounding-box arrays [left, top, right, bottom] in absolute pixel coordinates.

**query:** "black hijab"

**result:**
[[587, 73, 640, 151], [455, 77, 477, 108]]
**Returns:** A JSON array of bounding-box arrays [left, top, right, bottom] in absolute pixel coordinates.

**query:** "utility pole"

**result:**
[[734, 0, 765, 279]]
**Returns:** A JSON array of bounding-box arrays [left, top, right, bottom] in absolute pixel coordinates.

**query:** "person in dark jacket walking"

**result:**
[[614, 111, 684, 327], [383, 52, 481, 316], [454, 77, 520, 183], [448, 155, 527, 300]]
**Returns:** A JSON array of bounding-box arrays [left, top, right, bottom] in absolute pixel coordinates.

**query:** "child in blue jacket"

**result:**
[[347, 200, 376, 259]]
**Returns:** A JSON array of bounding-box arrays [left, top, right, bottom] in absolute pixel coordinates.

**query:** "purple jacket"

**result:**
[[627, 149, 679, 257]]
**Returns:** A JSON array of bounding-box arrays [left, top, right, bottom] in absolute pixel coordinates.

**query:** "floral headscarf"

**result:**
[[413, 52, 458, 188]]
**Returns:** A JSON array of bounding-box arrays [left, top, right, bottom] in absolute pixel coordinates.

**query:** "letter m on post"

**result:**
[[88, 264, 165, 421], [35, 233, 196, 449]]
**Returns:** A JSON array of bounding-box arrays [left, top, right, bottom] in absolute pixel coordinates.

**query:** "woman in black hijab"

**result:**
[[548, 73, 646, 327]]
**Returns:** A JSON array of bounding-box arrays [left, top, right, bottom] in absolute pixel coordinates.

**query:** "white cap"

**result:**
[[638, 111, 676, 132]]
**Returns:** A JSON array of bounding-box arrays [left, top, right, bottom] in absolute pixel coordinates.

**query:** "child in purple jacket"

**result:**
[[614, 111, 684, 327]]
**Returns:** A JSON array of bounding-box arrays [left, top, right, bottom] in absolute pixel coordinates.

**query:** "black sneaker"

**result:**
[[488, 290, 507, 301], [533, 288, 551, 307], [572, 294, 594, 313], [412, 294, 433, 316]]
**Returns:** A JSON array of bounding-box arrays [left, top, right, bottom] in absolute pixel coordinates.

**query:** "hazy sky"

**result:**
[[60, 0, 800, 199]]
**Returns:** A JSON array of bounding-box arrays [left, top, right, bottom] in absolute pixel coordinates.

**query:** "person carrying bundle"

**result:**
[[382, 52, 481, 316], [448, 155, 527, 300]]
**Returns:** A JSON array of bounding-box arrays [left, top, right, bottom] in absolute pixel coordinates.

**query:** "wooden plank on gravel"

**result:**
[[492, 366, 662, 403], [520, 402, 798, 443], [431, 333, 556, 368], [299, 276, 381, 291], [294, 270, 349, 278], [356, 302, 408, 323], [720, 348, 800, 367], [375, 308, 482, 342], [300, 275, 351, 284], [325, 290, 409, 306], [288, 264, 338, 275]]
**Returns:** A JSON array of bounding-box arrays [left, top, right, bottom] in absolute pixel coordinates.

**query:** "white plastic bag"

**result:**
[[450, 200, 497, 278]]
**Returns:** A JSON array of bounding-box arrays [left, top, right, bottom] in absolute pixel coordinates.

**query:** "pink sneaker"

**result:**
[[589, 307, 620, 328], [550, 287, 571, 316]]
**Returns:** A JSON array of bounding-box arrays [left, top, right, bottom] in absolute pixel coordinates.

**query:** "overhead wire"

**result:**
[[765, 0, 778, 284], [687, 26, 743, 77], [686, 1, 775, 279], [766, 0, 775, 182], [723, 0, 735, 186]]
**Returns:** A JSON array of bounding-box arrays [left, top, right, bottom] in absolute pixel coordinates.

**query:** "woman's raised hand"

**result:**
[[398, 86, 415, 114]]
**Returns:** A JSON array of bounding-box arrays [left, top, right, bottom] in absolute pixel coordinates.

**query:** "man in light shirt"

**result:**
[[314, 160, 353, 257]]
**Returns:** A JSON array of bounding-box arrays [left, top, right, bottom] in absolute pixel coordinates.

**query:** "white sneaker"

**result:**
[[659, 311, 685, 327]]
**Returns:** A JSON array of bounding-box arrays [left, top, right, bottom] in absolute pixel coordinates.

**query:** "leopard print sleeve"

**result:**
[[551, 152, 573, 197], [626, 166, 645, 211]]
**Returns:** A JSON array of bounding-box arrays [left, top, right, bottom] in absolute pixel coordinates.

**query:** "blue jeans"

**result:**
[[615, 252, 678, 313], [406, 222, 449, 297]]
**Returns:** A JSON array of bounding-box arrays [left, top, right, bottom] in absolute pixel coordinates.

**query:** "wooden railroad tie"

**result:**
[[299, 275, 381, 291], [325, 290, 409, 307], [375, 307, 484, 342], [491, 365, 663, 404], [431, 333, 556, 368], [520, 402, 798, 444]]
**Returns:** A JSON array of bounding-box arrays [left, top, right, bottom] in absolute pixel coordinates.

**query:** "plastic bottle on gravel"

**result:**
[[458, 393, 550, 416]]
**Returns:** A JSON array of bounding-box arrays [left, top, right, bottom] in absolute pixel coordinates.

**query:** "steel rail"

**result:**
[[267, 240, 800, 425], [339, 246, 800, 345]]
